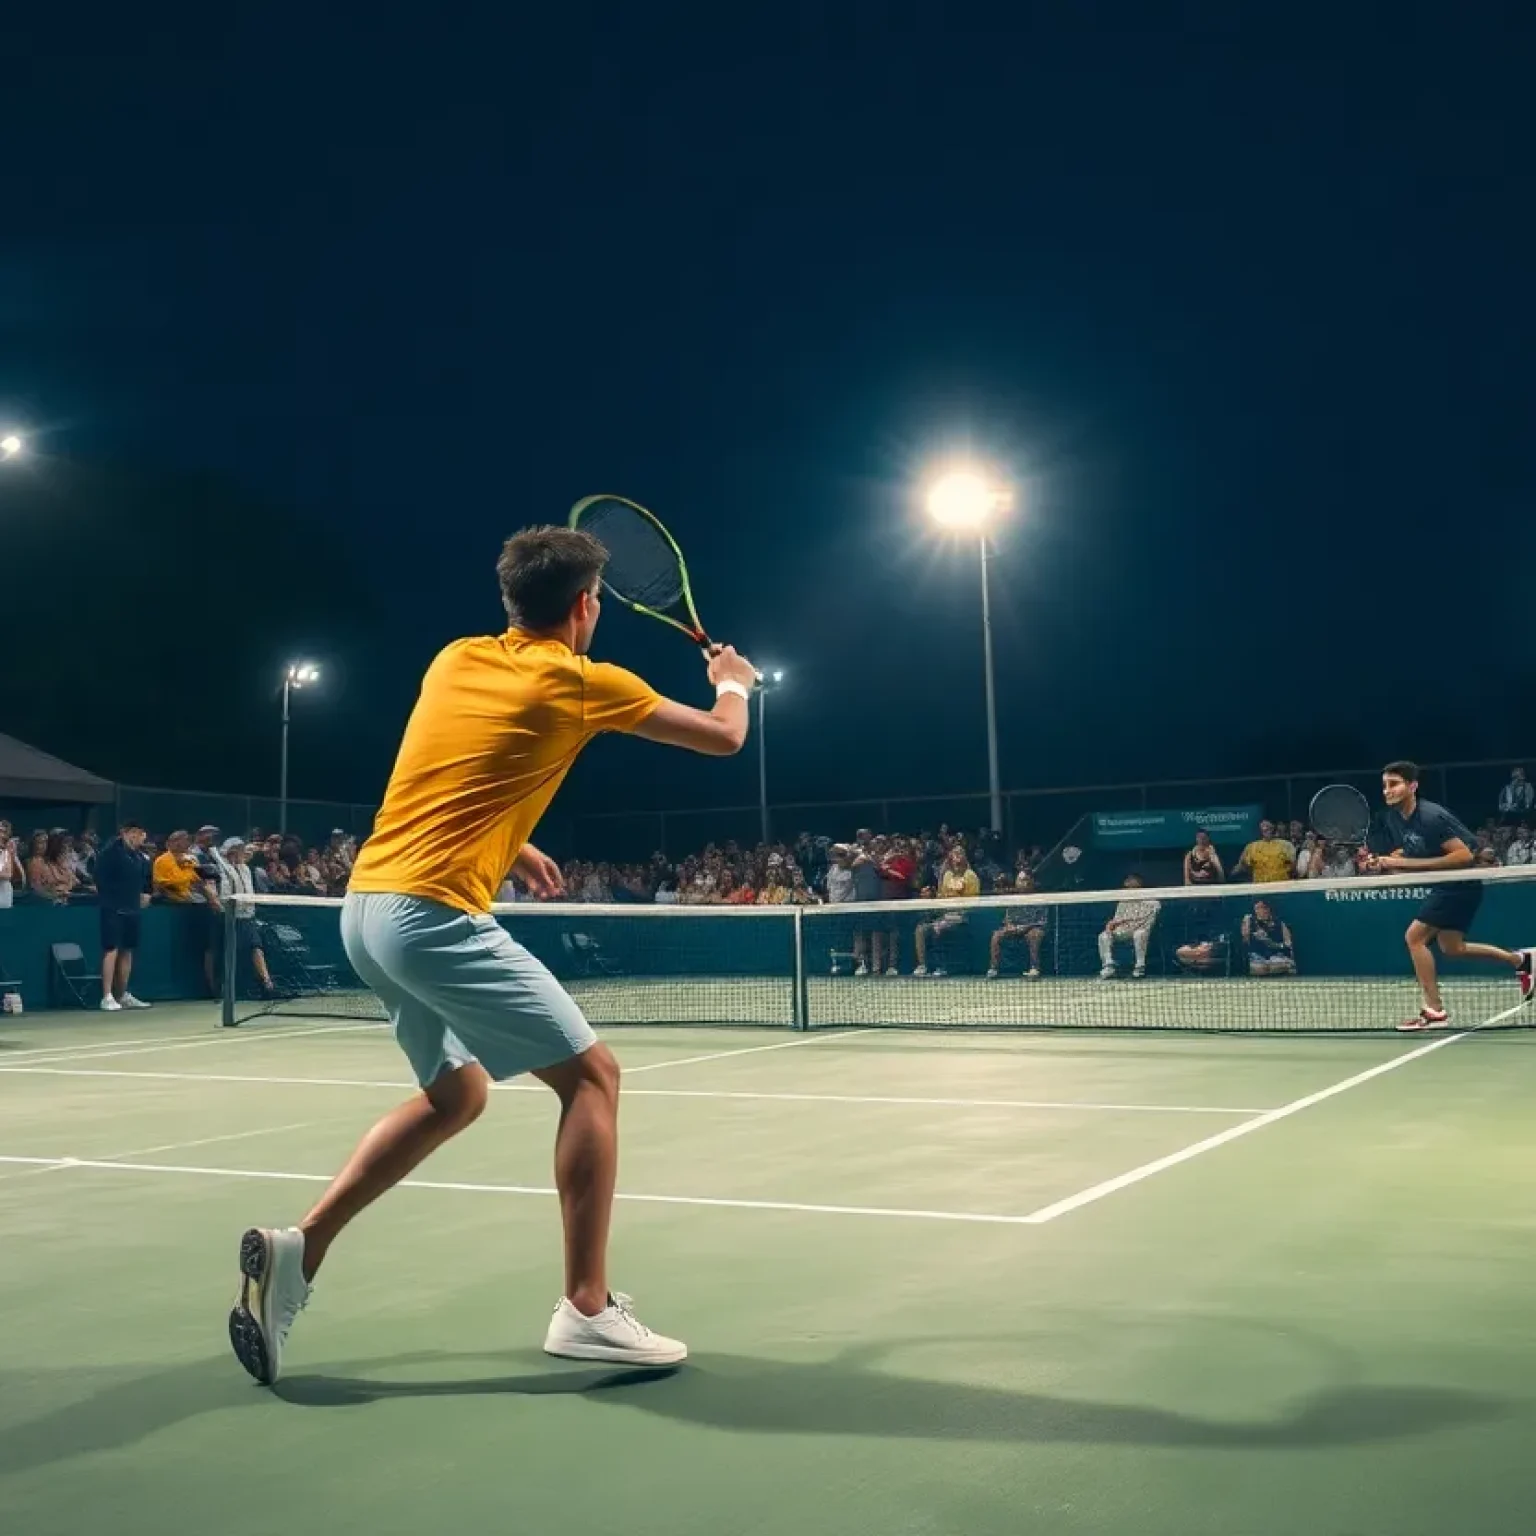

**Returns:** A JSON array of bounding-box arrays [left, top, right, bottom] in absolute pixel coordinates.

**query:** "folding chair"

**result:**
[[51, 942, 102, 1008], [260, 922, 343, 997], [560, 931, 620, 979], [0, 945, 23, 1014]]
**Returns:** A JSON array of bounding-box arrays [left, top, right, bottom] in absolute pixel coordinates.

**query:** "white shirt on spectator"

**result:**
[[825, 866, 855, 903], [213, 853, 256, 919], [1111, 898, 1161, 932], [1505, 837, 1534, 866]]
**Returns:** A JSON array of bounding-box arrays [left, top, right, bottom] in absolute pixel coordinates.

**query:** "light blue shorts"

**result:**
[[340, 892, 598, 1086]]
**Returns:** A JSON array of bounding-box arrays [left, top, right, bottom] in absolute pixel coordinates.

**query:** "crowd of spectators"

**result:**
[[4, 764, 1531, 998], [0, 821, 361, 909]]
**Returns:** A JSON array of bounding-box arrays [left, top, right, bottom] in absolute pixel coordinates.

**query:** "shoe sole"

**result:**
[[228, 1228, 276, 1386], [543, 1339, 688, 1366]]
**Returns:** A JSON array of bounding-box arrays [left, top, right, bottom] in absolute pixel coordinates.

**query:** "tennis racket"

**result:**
[[1309, 784, 1375, 870], [569, 494, 760, 680]]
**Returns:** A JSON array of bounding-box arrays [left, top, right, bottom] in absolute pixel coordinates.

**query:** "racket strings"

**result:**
[[579, 500, 687, 611], [1310, 785, 1372, 842]]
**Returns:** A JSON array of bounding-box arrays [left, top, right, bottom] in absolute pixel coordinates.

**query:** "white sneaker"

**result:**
[[930, 967, 948, 978], [229, 1227, 311, 1386], [854, 963, 868, 977], [912, 965, 929, 978], [1026, 967, 1041, 979], [120, 993, 152, 1009], [1132, 966, 1146, 979], [883, 967, 897, 977], [1099, 965, 1117, 980], [100, 995, 122, 1012], [543, 1292, 687, 1366], [986, 967, 999, 979]]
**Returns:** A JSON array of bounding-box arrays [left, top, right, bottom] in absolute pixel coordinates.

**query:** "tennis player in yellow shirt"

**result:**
[[229, 525, 758, 1385]]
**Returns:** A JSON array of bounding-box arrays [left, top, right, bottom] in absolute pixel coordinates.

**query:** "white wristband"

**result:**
[[715, 680, 751, 703]]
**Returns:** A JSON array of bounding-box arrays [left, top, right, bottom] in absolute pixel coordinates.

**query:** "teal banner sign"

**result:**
[[1091, 805, 1265, 849]]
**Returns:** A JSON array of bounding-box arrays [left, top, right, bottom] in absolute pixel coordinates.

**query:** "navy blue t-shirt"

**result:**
[[1374, 798, 1475, 861]]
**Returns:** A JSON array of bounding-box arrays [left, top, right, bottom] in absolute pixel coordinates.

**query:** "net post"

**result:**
[[220, 900, 239, 1027], [792, 907, 807, 1030]]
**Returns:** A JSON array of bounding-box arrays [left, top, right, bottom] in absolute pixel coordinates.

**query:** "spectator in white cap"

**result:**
[[213, 837, 276, 997]]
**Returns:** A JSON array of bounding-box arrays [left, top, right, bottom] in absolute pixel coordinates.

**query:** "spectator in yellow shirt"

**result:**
[[913, 848, 981, 976], [1235, 820, 1296, 883], [153, 831, 208, 902]]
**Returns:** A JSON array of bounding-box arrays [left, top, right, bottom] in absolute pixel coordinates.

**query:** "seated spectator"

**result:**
[[27, 831, 79, 905], [1234, 820, 1296, 883], [153, 831, 208, 902], [1499, 766, 1535, 822], [1098, 874, 1160, 979], [0, 820, 22, 908], [757, 863, 792, 904], [1287, 819, 1308, 853], [988, 870, 1047, 978], [1242, 898, 1296, 975], [1312, 839, 1361, 879], [326, 829, 354, 875], [1475, 846, 1502, 868], [580, 863, 612, 903], [1173, 898, 1230, 972], [786, 866, 821, 905], [913, 848, 980, 976], [71, 829, 100, 889], [722, 872, 757, 905], [1183, 829, 1224, 885], [299, 848, 328, 895], [1294, 830, 1322, 879], [824, 844, 856, 905], [1506, 824, 1534, 866]]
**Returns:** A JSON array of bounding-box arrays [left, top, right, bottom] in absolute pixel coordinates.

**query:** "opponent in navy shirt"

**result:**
[[1368, 760, 1533, 1031]]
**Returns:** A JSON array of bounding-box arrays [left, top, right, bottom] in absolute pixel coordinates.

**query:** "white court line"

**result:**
[[12, 1020, 388, 1066], [1020, 1025, 1487, 1224], [0, 1154, 1036, 1226], [625, 1028, 876, 1074], [0, 1064, 1262, 1115]]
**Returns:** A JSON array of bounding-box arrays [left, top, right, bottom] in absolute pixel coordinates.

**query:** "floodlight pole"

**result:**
[[280, 674, 293, 835], [980, 537, 1002, 835]]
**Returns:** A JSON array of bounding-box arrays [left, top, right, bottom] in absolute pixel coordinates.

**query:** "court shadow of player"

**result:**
[[273, 1344, 1513, 1449], [0, 1352, 677, 1477]]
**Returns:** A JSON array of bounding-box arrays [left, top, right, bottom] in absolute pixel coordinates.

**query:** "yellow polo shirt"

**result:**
[[349, 631, 660, 914], [153, 852, 202, 901]]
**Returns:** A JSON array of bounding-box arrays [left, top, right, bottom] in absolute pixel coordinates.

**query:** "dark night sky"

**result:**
[[3, 6, 1532, 825]]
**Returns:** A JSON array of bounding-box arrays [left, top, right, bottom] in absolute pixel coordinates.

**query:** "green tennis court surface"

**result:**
[[3, 1008, 1535, 1535]]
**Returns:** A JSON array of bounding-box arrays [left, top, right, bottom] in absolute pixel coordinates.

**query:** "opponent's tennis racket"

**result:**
[[569, 494, 760, 680], [1309, 784, 1375, 868]]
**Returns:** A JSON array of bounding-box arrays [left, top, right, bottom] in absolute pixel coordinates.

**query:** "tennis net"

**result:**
[[226, 865, 1536, 1033]]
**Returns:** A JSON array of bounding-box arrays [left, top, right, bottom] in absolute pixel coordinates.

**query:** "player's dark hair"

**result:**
[[1382, 759, 1420, 785], [497, 525, 608, 629], [119, 818, 144, 832]]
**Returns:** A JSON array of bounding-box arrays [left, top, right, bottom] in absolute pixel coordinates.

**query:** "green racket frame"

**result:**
[[569, 493, 712, 646]]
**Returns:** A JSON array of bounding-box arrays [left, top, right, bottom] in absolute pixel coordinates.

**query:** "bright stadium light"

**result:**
[[0, 433, 24, 460], [280, 661, 323, 831], [925, 468, 1011, 528], [771, 668, 784, 684]]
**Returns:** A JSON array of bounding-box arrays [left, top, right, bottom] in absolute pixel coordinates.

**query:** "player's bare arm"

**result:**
[[632, 645, 757, 757]]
